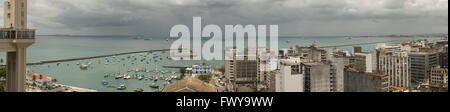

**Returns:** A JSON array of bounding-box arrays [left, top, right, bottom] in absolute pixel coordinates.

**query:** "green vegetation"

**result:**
[[0, 67, 5, 92], [177, 68, 186, 80], [0, 67, 5, 78], [0, 83, 4, 92], [198, 74, 212, 83], [218, 66, 225, 74]]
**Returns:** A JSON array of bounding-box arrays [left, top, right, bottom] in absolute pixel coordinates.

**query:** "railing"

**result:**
[[0, 28, 35, 39]]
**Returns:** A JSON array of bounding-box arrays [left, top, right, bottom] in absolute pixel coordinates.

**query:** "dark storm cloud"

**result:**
[[2, 0, 446, 36]]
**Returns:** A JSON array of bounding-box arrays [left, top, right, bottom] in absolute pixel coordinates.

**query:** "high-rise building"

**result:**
[[275, 57, 304, 92], [224, 48, 261, 91], [344, 67, 388, 92], [409, 52, 438, 83], [379, 52, 411, 88], [430, 66, 448, 85], [295, 44, 328, 63], [353, 53, 375, 73], [300, 62, 335, 92]]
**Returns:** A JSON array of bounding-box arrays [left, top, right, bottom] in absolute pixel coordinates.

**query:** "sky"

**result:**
[[0, 0, 448, 37]]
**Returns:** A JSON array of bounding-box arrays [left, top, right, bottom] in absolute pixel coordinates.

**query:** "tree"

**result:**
[[198, 75, 212, 83], [0, 83, 5, 92], [177, 68, 186, 80], [0, 58, 3, 64], [218, 66, 225, 74], [42, 82, 48, 89], [52, 79, 58, 83], [32, 75, 36, 81], [31, 82, 37, 87], [0, 67, 6, 78], [179, 68, 186, 74]]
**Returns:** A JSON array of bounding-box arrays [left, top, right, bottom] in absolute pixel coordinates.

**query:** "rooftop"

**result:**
[[162, 77, 216, 92]]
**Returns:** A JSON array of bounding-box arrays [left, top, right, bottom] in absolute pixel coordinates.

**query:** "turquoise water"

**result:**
[[0, 36, 441, 92]]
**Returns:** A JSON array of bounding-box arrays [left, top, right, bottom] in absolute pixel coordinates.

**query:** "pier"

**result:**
[[1, 49, 171, 67], [321, 40, 407, 48], [163, 66, 189, 68]]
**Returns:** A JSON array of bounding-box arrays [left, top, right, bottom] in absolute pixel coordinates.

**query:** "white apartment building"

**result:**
[[276, 57, 304, 92], [379, 52, 411, 88]]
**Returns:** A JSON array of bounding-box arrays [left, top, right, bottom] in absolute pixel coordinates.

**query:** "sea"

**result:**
[[0, 35, 443, 92]]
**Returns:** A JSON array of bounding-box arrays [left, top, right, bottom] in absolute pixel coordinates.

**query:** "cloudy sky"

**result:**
[[1, 0, 448, 37]]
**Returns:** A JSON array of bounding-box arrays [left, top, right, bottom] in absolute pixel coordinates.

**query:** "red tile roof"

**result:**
[[27, 73, 50, 81]]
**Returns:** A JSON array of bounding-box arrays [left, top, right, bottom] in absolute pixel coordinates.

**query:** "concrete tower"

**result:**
[[0, 0, 35, 92]]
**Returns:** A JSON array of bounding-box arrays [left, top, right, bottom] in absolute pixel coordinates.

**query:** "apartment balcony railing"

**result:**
[[0, 28, 35, 39]]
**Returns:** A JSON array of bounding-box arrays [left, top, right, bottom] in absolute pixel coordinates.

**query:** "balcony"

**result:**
[[0, 28, 36, 39], [0, 28, 35, 52]]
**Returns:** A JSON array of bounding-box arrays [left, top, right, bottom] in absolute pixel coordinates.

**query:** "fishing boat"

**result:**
[[149, 83, 159, 88], [117, 84, 127, 90]]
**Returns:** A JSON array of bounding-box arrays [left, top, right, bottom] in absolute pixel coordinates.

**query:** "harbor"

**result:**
[[2, 35, 441, 92], [24, 47, 223, 92]]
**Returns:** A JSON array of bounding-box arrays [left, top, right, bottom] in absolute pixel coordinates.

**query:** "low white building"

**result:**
[[26, 73, 53, 87], [191, 64, 211, 75]]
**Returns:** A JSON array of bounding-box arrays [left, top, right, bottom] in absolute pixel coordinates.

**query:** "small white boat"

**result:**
[[80, 64, 88, 69], [124, 75, 131, 79], [150, 83, 159, 88], [117, 84, 127, 90]]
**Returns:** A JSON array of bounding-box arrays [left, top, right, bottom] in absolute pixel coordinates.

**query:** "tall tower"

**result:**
[[0, 0, 35, 92], [4, 0, 27, 29]]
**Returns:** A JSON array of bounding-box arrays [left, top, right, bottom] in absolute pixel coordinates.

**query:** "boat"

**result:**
[[117, 84, 127, 90], [102, 80, 108, 85], [134, 88, 144, 92], [115, 75, 124, 79], [80, 64, 88, 69], [124, 75, 131, 79], [138, 76, 144, 80], [149, 83, 159, 88]]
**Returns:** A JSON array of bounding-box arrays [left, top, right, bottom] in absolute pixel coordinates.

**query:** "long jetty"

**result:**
[[321, 39, 407, 48], [1, 49, 170, 66]]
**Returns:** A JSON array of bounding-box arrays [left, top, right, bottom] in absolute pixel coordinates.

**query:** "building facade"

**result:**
[[430, 66, 448, 85], [344, 67, 388, 92], [409, 52, 438, 83], [275, 58, 304, 92], [379, 52, 411, 88]]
